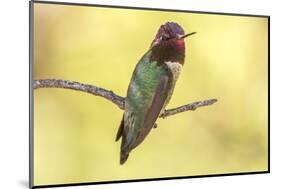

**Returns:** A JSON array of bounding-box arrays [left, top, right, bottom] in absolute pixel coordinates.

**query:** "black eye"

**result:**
[[160, 34, 169, 41]]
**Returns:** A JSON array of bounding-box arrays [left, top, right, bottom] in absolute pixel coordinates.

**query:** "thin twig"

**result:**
[[33, 79, 217, 118], [160, 99, 218, 118]]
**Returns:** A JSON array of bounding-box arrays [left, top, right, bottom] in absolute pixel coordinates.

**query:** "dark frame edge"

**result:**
[[32, 171, 269, 188], [33, 0, 269, 18], [29, 0, 34, 189], [267, 16, 270, 173]]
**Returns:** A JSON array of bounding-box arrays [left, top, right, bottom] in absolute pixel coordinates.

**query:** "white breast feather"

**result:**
[[159, 61, 182, 114], [164, 61, 182, 81]]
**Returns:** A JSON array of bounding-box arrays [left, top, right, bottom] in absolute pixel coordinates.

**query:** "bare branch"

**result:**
[[33, 79, 124, 109], [33, 79, 217, 118]]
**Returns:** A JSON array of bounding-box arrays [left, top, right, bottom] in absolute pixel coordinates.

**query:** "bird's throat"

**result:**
[[150, 40, 185, 64]]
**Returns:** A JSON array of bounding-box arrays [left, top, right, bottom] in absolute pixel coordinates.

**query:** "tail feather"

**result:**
[[115, 114, 124, 141], [120, 150, 129, 165], [120, 130, 131, 165], [116, 113, 131, 164]]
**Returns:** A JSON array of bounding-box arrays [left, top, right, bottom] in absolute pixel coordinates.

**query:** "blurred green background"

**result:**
[[33, 3, 268, 186]]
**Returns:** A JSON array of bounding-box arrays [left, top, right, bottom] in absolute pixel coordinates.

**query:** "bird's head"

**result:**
[[151, 22, 196, 49], [150, 22, 196, 64]]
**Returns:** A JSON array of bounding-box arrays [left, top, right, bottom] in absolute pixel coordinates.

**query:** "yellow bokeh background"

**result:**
[[33, 3, 268, 186]]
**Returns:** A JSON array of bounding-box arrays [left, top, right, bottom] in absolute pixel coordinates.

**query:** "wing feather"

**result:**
[[131, 72, 173, 149]]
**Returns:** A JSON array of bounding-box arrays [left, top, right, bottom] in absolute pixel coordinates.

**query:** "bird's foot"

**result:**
[[153, 123, 158, 128]]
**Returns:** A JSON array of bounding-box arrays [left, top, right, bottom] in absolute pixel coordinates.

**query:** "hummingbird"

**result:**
[[115, 22, 196, 164]]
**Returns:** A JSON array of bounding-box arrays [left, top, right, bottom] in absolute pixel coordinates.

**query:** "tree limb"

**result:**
[[33, 79, 217, 118], [33, 79, 124, 109]]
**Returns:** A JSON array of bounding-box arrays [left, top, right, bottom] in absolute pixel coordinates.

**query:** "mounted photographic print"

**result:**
[[30, 1, 269, 188]]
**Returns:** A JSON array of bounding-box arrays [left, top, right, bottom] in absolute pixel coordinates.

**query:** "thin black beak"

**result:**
[[178, 32, 197, 40]]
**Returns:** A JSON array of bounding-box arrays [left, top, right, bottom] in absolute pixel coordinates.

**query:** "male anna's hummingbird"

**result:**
[[115, 22, 196, 164]]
